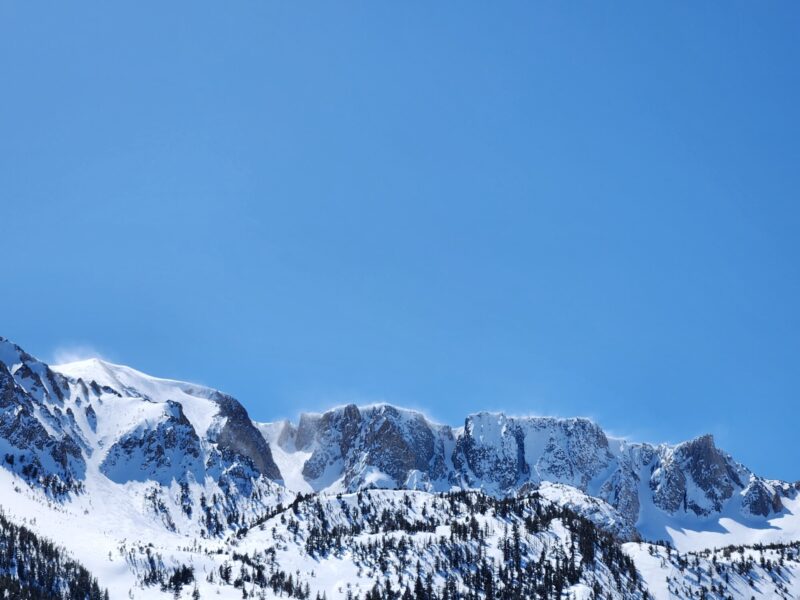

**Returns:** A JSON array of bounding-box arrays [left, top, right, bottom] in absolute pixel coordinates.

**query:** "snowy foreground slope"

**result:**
[[1, 335, 800, 599]]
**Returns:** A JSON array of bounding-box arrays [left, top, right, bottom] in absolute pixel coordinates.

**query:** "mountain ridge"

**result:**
[[256, 401, 794, 535], [2, 335, 800, 598], [1, 334, 795, 549]]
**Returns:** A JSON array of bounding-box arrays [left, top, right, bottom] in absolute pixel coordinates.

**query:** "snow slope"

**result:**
[[625, 541, 800, 599], [255, 404, 799, 552], [52, 358, 222, 438]]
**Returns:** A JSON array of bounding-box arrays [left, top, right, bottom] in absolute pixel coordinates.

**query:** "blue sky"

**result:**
[[1, 2, 799, 479]]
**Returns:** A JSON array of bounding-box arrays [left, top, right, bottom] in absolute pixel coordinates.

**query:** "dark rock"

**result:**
[[212, 392, 282, 481]]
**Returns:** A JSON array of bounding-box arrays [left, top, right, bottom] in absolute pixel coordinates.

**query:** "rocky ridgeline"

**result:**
[[0, 335, 795, 544], [268, 403, 795, 535], [0, 336, 286, 536]]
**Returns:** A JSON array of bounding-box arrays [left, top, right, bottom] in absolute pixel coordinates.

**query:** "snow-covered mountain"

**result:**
[[259, 403, 797, 549], [0, 336, 289, 540], [1, 334, 799, 599]]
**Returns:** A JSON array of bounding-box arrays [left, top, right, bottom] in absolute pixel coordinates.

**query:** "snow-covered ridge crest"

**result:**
[[50, 355, 282, 480], [1, 335, 799, 552], [0, 336, 288, 544]]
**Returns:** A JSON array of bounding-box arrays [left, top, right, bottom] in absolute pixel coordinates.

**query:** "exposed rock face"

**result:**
[[359, 405, 450, 486], [212, 392, 281, 480], [533, 418, 613, 488], [452, 414, 614, 493], [101, 400, 203, 484], [84, 403, 97, 431], [0, 340, 85, 494], [598, 462, 641, 526], [290, 404, 453, 491], [453, 413, 525, 491], [742, 478, 785, 517], [649, 434, 746, 516], [650, 456, 688, 513], [297, 404, 362, 481]]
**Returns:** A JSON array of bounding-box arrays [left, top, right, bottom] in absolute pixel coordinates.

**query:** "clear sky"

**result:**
[[2, 2, 799, 479]]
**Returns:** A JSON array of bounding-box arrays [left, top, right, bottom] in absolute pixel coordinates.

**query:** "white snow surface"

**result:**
[[625, 541, 800, 599], [52, 358, 221, 438]]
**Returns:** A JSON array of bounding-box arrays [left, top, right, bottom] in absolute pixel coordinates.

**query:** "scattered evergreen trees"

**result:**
[[0, 511, 107, 600], [207, 490, 644, 599]]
